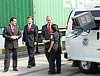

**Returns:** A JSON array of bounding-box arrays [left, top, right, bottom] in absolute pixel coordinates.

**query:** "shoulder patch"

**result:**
[[50, 35, 53, 39]]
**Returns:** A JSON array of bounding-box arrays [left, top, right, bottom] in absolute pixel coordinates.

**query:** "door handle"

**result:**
[[97, 32, 99, 40]]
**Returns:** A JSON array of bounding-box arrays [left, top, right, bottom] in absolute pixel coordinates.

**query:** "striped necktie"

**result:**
[[28, 24, 31, 32]]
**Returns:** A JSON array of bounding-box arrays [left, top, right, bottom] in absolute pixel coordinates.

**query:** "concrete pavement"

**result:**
[[0, 53, 100, 76], [0, 53, 70, 76]]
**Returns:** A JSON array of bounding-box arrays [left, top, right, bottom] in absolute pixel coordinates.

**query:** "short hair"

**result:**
[[10, 17, 16, 22], [51, 24, 58, 32], [27, 16, 33, 20], [46, 16, 52, 20]]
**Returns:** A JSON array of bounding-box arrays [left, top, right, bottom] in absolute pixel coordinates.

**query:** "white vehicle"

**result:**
[[65, 8, 100, 74]]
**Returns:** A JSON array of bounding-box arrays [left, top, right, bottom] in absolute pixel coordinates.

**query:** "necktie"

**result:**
[[48, 24, 50, 35], [28, 24, 30, 32], [12, 26, 14, 32]]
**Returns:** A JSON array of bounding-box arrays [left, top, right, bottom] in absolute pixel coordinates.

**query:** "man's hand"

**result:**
[[10, 36, 14, 39], [10, 36, 16, 40], [34, 42, 37, 46], [42, 40, 47, 44], [16, 36, 19, 39], [11, 36, 19, 40]]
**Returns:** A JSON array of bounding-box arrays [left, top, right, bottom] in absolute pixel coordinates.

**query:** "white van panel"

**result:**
[[67, 30, 100, 63]]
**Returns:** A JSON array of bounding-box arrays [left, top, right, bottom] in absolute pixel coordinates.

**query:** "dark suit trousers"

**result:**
[[27, 46, 35, 66], [4, 48, 17, 70], [49, 49, 61, 72]]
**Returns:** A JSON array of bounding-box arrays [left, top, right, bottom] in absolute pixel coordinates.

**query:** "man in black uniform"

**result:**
[[3, 17, 22, 72], [22, 16, 38, 68], [48, 24, 61, 75]]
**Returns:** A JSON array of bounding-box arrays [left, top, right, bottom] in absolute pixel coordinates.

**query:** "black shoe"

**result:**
[[48, 70, 51, 73], [31, 64, 36, 67], [27, 65, 32, 68], [56, 71, 61, 74], [13, 68, 18, 71], [48, 72, 56, 75], [3, 68, 8, 72], [35, 51, 40, 54]]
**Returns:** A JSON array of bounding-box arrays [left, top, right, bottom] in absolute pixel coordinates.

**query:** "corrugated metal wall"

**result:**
[[34, 0, 71, 29], [0, 0, 33, 33], [0, 0, 72, 33]]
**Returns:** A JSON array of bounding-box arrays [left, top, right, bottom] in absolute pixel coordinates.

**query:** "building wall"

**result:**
[[0, 0, 33, 33], [0, 0, 73, 32], [1, 0, 100, 32], [34, 0, 71, 29]]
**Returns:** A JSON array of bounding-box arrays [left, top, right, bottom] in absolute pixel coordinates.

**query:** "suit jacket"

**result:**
[[22, 24, 38, 47], [3, 24, 22, 49], [41, 24, 54, 48]]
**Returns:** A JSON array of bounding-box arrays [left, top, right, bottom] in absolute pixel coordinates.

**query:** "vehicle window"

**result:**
[[74, 11, 87, 16], [74, 10, 100, 17], [91, 10, 100, 17], [92, 20, 100, 30]]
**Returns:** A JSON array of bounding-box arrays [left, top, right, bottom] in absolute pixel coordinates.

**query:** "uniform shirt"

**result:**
[[50, 31, 59, 51]]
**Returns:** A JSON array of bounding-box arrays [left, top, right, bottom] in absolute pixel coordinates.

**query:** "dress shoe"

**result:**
[[35, 51, 40, 54], [27, 65, 32, 68], [31, 64, 36, 67], [48, 71, 56, 75], [48, 70, 51, 73], [13, 68, 18, 71], [3, 69, 8, 72], [56, 71, 61, 74]]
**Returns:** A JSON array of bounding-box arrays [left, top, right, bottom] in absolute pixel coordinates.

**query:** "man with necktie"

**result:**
[[22, 16, 38, 68], [41, 16, 55, 73], [3, 17, 22, 72]]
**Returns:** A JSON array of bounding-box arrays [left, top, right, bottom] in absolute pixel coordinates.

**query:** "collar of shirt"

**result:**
[[47, 23, 52, 28], [28, 23, 32, 28], [10, 24, 14, 29]]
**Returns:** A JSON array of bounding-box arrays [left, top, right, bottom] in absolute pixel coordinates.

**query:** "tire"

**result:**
[[79, 61, 98, 74]]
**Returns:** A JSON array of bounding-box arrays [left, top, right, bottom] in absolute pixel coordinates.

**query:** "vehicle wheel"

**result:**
[[79, 61, 98, 74]]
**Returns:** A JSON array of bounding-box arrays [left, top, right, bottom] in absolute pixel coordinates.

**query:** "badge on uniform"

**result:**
[[31, 28, 34, 32], [50, 35, 53, 39]]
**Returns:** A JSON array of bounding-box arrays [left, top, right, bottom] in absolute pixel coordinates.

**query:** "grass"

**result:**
[[1, 46, 27, 54], [0, 41, 65, 54]]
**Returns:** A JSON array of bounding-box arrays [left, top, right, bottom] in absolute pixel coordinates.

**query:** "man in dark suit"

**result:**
[[3, 17, 22, 72], [22, 16, 38, 68], [41, 16, 54, 72]]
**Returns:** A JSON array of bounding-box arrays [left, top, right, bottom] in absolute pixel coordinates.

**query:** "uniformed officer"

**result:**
[[48, 24, 61, 75]]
